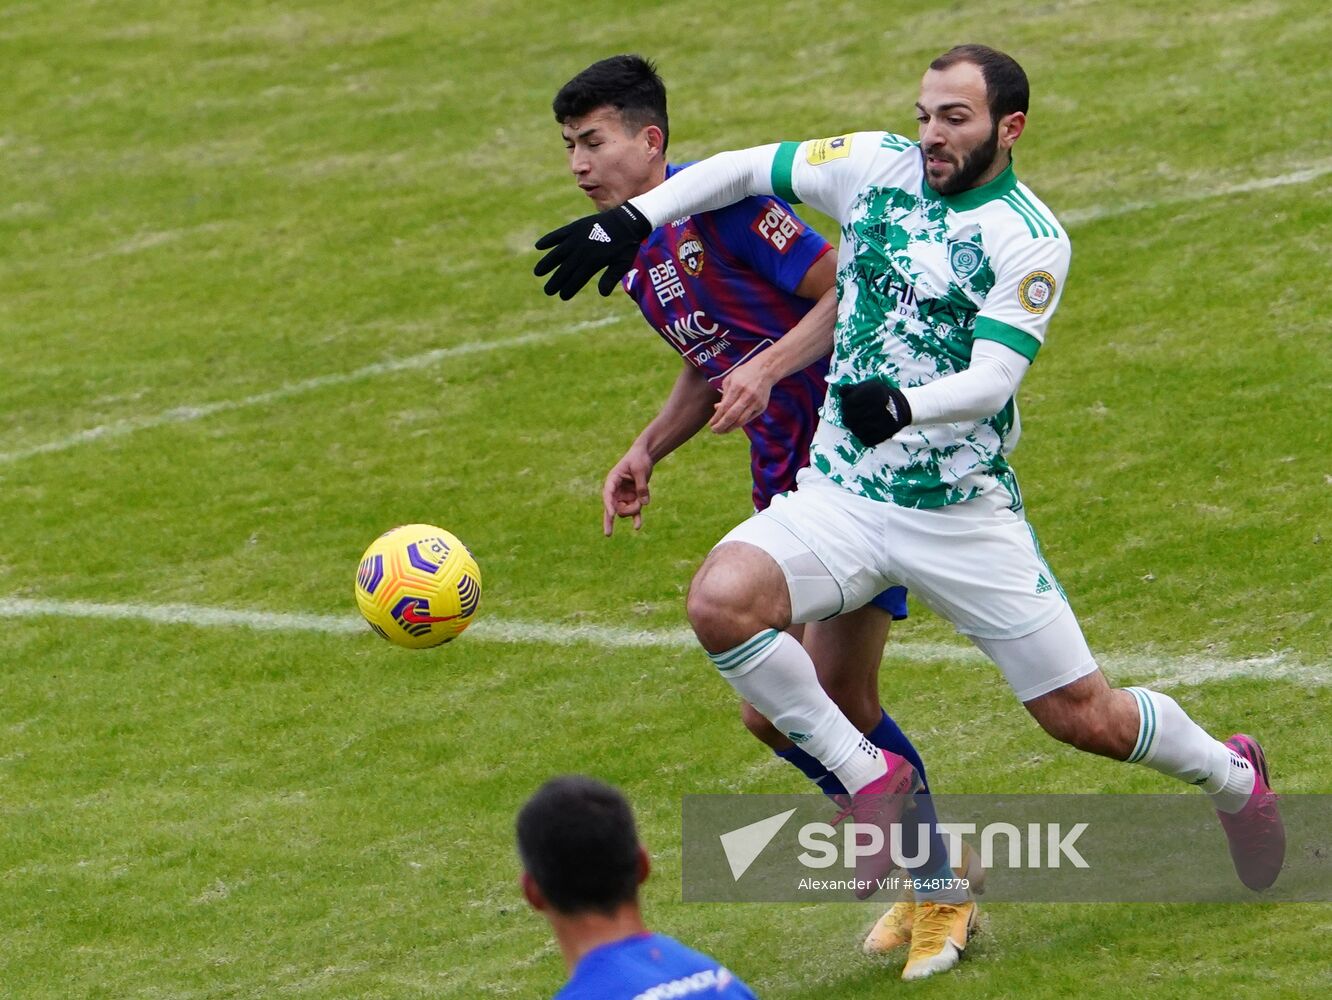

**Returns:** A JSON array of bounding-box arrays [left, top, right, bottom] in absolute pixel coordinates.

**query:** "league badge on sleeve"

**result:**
[[806, 135, 852, 165], [1018, 270, 1056, 313]]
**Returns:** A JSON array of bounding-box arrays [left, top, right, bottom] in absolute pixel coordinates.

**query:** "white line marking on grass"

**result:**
[[1062, 162, 1332, 225], [0, 596, 365, 635], [0, 316, 622, 466], [1099, 650, 1327, 689], [0, 596, 1322, 688], [0, 596, 691, 648]]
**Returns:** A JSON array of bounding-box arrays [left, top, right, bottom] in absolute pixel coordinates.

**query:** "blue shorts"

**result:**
[[872, 586, 909, 621]]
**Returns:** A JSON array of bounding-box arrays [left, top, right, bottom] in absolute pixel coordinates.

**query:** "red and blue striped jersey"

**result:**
[[622, 162, 833, 510]]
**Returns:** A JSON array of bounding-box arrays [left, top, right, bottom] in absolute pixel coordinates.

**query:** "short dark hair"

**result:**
[[930, 44, 1029, 121], [516, 776, 642, 915], [552, 54, 669, 152]]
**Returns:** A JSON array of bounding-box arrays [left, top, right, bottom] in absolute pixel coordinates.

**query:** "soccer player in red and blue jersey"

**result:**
[[518, 776, 759, 1000], [550, 55, 943, 833]]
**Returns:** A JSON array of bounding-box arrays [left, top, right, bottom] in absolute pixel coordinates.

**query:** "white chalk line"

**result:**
[[1061, 161, 1332, 225], [0, 316, 623, 466], [0, 596, 1321, 690]]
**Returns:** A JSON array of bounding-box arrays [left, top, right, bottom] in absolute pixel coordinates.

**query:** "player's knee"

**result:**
[[686, 544, 785, 651], [685, 562, 733, 648], [1029, 687, 1121, 756]]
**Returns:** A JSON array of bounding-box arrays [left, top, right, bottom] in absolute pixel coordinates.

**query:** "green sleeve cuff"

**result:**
[[974, 317, 1041, 362], [771, 141, 801, 203]]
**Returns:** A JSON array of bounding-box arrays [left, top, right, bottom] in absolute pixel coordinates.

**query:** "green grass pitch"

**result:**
[[1, 1, 1329, 997]]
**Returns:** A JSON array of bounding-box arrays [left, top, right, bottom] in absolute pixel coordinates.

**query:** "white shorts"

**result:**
[[715, 469, 1098, 701]]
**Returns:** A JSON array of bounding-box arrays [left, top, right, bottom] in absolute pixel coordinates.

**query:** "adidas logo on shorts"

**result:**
[[1035, 573, 1053, 594], [588, 223, 612, 243]]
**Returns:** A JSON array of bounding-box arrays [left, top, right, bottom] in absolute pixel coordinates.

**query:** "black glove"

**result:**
[[533, 203, 653, 300], [836, 378, 913, 447]]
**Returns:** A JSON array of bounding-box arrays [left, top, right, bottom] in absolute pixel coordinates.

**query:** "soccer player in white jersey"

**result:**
[[535, 44, 1285, 980]]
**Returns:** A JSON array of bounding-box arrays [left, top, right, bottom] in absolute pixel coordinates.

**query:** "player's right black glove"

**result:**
[[836, 378, 913, 447], [533, 202, 652, 300]]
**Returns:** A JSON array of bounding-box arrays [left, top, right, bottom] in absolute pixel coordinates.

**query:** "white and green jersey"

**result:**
[[771, 132, 1071, 508]]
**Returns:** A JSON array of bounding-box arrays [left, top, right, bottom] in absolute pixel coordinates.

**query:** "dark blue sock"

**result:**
[[779, 711, 950, 878], [900, 791, 953, 881], [864, 711, 951, 877], [776, 707, 928, 799], [867, 709, 929, 791], [775, 745, 848, 797]]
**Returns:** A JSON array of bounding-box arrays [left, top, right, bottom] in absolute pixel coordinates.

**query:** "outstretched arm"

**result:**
[[603, 363, 719, 535], [630, 147, 781, 227], [535, 146, 781, 299]]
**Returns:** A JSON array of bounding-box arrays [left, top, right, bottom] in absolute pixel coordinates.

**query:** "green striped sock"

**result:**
[[1124, 687, 1158, 764], [707, 628, 781, 675]]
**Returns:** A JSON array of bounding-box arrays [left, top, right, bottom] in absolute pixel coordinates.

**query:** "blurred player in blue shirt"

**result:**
[[518, 775, 758, 1000]]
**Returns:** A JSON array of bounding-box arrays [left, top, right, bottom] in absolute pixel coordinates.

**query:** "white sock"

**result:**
[[708, 630, 887, 793], [1124, 687, 1255, 812]]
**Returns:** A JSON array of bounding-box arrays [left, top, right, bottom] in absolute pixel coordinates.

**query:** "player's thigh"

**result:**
[[718, 474, 889, 624], [888, 490, 1063, 637], [970, 602, 1100, 704]]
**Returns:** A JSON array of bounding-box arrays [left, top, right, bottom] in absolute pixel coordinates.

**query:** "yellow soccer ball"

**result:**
[[354, 524, 481, 648]]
